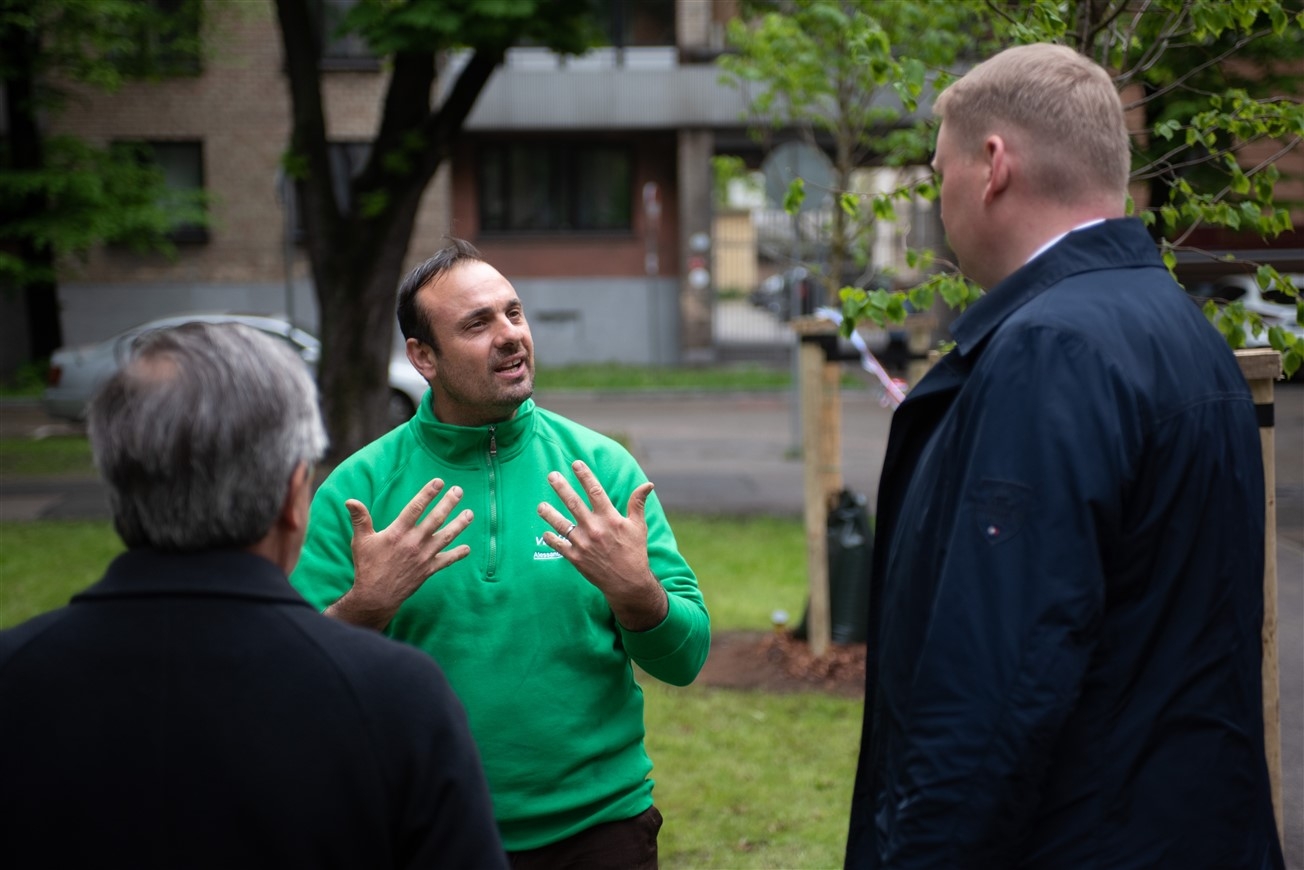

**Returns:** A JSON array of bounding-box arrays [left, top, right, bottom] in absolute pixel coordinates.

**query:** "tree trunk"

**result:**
[[315, 190, 424, 462], [2, 14, 63, 359], [274, 0, 504, 461]]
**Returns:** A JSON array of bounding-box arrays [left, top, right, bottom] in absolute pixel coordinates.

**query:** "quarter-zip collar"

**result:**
[[411, 395, 537, 468]]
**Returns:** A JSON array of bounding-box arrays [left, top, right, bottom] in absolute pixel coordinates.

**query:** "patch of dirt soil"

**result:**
[[696, 630, 866, 698]]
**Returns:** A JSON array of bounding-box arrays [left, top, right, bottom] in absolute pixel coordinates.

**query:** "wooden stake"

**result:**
[[1236, 347, 1283, 842], [799, 337, 832, 658]]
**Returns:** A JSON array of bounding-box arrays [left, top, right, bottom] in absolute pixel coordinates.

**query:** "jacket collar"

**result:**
[[73, 549, 311, 607], [411, 394, 537, 468], [950, 217, 1159, 358], [896, 218, 1159, 412]]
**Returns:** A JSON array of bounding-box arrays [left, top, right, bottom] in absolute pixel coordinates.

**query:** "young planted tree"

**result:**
[[719, 0, 978, 303], [725, 0, 1304, 376], [274, 0, 599, 460], [957, 0, 1304, 374], [0, 0, 206, 361]]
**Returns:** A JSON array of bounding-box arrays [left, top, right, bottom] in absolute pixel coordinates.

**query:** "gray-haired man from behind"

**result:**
[[0, 322, 506, 870]]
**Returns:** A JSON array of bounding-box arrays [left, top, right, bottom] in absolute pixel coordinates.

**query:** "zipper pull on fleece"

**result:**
[[488, 425, 497, 458]]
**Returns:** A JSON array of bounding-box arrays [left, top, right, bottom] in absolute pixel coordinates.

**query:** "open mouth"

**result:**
[[496, 358, 527, 376]]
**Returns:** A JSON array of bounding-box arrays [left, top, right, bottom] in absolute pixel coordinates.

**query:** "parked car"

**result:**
[[750, 265, 896, 323], [749, 266, 819, 322], [43, 313, 428, 429], [1187, 273, 1304, 348]]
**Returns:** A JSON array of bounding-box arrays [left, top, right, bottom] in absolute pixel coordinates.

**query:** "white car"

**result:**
[[43, 313, 428, 429], [1189, 273, 1304, 348]]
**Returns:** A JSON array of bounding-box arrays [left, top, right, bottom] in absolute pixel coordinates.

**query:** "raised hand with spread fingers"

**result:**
[[325, 477, 473, 631], [538, 460, 669, 632]]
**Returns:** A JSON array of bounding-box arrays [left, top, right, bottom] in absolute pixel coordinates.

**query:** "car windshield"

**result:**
[[1263, 286, 1296, 306]]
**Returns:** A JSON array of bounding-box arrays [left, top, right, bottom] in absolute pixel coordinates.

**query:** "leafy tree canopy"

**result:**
[[276, 0, 603, 459], [1, 0, 207, 291], [722, 0, 1304, 376]]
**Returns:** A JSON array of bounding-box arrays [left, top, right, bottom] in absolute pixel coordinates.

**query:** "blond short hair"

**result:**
[[934, 43, 1131, 204]]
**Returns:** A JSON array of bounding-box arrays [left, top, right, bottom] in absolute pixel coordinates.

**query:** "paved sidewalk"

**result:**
[[542, 387, 893, 517], [0, 386, 898, 521]]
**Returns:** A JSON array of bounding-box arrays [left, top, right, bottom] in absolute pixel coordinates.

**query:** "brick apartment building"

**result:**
[[14, 0, 1302, 372], [38, 0, 760, 368]]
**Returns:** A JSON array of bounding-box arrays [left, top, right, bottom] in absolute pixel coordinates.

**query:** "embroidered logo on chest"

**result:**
[[533, 535, 564, 560]]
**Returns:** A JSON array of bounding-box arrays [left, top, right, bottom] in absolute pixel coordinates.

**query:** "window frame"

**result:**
[[110, 0, 204, 78], [112, 139, 209, 245], [314, 0, 381, 71], [477, 140, 636, 235]]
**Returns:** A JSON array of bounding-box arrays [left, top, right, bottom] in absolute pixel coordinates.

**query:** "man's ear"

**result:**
[[983, 134, 1011, 203], [406, 336, 438, 382], [256, 461, 313, 575], [279, 461, 313, 534]]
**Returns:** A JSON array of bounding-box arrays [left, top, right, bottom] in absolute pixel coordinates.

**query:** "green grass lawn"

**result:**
[[535, 363, 792, 393], [534, 362, 865, 393], [646, 682, 858, 868], [0, 435, 95, 478], [0, 521, 125, 626], [0, 507, 858, 868]]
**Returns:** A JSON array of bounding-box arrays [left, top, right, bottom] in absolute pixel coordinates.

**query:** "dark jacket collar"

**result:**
[[412, 395, 537, 468], [897, 218, 1160, 410], [950, 217, 1160, 358], [73, 549, 310, 607]]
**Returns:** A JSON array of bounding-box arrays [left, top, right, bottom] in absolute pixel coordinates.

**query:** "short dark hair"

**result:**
[[396, 237, 485, 354]]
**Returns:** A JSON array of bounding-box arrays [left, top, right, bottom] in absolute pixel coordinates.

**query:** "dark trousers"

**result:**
[[507, 806, 662, 870]]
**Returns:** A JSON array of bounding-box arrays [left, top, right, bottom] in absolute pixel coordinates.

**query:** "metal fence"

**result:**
[[712, 207, 833, 362]]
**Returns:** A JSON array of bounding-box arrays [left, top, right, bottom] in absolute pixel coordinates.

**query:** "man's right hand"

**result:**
[[324, 478, 473, 631]]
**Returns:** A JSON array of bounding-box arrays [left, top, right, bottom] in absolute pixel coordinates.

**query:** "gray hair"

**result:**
[[88, 321, 329, 551], [934, 43, 1131, 205]]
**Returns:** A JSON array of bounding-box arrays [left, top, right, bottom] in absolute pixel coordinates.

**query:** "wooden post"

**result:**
[[1235, 347, 1283, 841], [793, 318, 844, 658], [905, 315, 935, 387]]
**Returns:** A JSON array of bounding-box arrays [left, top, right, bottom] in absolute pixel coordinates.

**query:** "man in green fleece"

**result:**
[[291, 238, 710, 868]]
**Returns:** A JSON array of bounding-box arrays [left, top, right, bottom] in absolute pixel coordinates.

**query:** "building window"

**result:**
[[315, 0, 379, 70], [326, 141, 371, 215], [289, 141, 370, 241], [596, 0, 675, 48], [479, 142, 632, 233], [111, 0, 203, 77], [117, 140, 208, 244]]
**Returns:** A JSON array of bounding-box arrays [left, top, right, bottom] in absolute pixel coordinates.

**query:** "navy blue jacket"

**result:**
[[0, 549, 506, 870], [845, 219, 1283, 868]]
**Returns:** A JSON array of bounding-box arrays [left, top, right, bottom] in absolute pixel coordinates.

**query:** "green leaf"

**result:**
[[1154, 118, 1181, 140], [359, 189, 389, 219], [783, 178, 806, 215], [839, 192, 860, 219], [281, 151, 310, 182], [907, 285, 934, 311], [1282, 347, 1302, 379]]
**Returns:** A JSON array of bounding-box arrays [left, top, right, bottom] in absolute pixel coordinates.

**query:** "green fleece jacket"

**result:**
[[291, 395, 710, 851]]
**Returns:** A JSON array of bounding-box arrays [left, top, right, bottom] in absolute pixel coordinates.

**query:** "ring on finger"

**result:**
[[559, 522, 577, 542]]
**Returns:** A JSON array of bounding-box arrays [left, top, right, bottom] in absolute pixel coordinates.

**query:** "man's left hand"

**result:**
[[539, 460, 669, 632]]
